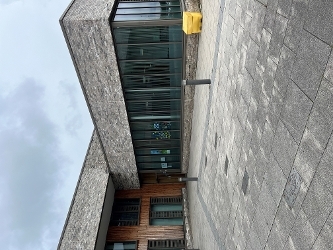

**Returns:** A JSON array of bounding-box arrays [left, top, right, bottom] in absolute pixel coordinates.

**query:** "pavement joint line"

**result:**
[[196, 4, 226, 249]]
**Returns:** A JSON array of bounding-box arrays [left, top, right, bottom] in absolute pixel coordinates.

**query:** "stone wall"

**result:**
[[182, 187, 194, 249], [182, 0, 201, 172], [58, 130, 113, 250], [60, 0, 140, 189]]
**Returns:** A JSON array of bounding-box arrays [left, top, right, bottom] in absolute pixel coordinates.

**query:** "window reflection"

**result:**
[[114, 1, 181, 21]]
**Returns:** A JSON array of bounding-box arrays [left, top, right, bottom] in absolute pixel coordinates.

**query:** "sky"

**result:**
[[0, 0, 94, 249]]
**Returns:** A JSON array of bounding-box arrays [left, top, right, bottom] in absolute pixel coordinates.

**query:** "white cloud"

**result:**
[[0, 0, 94, 249], [0, 79, 64, 249]]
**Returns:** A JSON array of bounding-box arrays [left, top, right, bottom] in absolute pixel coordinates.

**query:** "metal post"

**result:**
[[178, 177, 198, 182], [182, 79, 211, 86]]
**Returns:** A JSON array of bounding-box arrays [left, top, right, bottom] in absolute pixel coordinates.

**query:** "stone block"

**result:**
[[272, 121, 298, 177], [245, 38, 260, 78], [242, 69, 254, 106], [324, 52, 333, 84], [267, 86, 284, 132], [283, 0, 309, 51], [306, 106, 333, 151], [249, 227, 262, 250], [248, 0, 266, 44], [289, 210, 316, 250], [283, 167, 302, 208], [313, 211, 333, 250], [256, 95, 270, 133], [277, 0, 292, 17], [265, 223, 286, 250], [274, 200, 295, 241], [274, 45, 296, 98], [293, 129, 323, 186], [312, 234, 331, 250], [268, 14, 288, 64], [258, 181, 278, 227], [257, 28, 272, 69], [313, 137, 333, 195], [302, 176, 333, 236], [254, 150, 268, 185], [265, 153, 287, 205], [281, 80, 313, 144], [304, 0, 333, 46], [263, 9, 276, 34], [290, 31, 331, 101], [260, 121, 274, 159], [253, 207, 270, 246], [313, 78, 333, 123], [242, 169, 249, 195]]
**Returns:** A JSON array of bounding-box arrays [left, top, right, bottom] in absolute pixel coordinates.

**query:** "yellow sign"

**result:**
[[183, 12, 203, 34]]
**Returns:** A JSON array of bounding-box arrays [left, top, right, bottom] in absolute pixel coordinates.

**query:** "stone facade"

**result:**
[[60, 0, 140, 189], [182, 187, 194, 249], [182, 0, 200, 173], [58, 130, 114, 250]]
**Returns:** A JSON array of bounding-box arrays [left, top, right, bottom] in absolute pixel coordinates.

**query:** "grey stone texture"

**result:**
[[182, 0, 200, 173], [182, 187, 194, 249], [187, 0, 333, 249], [58, 130, 114, 250], [60, 0, 139, 190]]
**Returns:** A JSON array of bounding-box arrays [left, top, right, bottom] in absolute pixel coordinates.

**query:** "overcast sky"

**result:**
[[0, 0, 94, 249]]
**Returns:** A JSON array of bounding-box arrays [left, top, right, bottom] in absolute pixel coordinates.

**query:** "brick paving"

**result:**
[[187, 0, 333, 249]]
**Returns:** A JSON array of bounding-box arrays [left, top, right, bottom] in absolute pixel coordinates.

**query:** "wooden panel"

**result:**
[[140, 173, 186, 184], [106, 183, 185, 250]]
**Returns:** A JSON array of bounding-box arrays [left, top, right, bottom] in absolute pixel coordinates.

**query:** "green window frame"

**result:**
[[110, 198, 140, 226], [111, 0, 184, 174], [105, 241, 137, 250], [148, 239, 185, 249], [149, 197, 183, 226]]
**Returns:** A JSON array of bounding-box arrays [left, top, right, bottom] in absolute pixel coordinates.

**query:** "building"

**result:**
[[58, 0, 200, 249]]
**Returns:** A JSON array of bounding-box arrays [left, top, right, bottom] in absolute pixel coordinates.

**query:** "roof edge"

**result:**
[[59, 0, 76, 23], [57, 129, 96, 250], [59, 5, 113, 179]]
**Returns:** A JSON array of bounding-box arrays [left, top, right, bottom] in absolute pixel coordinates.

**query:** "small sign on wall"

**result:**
[[161, 163, 168, 168]]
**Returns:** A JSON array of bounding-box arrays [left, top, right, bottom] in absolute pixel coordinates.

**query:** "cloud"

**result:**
[[0, 0, 21, 6], [0, 78, 68, 250], [58, 80, 84, 136]]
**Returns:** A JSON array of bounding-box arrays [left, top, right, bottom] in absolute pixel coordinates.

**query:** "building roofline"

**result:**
[[57, 129, 96, 250], [59, 0, 76, 23], [59, 3, 112, 176]]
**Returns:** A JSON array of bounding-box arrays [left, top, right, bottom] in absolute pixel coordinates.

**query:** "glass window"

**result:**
[[111, 2, 183, 173], [148, 239, 185, 250], [114, 1, 181, 21], [150, 197, 183, 225], [113, 26, 182, 44], [110, 198, 140, 226], [105, 241, 137, 250], [116, 43, 182, 60]]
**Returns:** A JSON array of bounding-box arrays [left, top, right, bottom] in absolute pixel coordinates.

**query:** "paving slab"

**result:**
[[187, 0, 333, 249], [304, 0, 333, 46]]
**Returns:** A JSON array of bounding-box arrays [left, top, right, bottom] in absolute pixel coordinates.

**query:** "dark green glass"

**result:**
[[112, 1, 183, 173]]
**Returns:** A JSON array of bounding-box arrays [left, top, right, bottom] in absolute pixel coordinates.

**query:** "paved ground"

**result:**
[[187, 0, 333, 249]]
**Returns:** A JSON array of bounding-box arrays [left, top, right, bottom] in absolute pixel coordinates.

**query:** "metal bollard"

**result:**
[[182, 79, 211, 86], [178, 177, 198, 182]]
